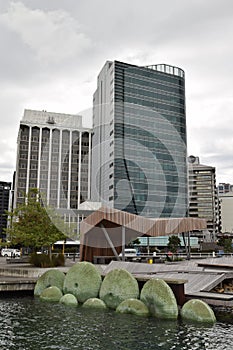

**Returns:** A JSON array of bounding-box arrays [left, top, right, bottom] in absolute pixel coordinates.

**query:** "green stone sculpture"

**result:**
[[181, 299, 216, 324], [82, 298, 107, 309], [99, 269, 139, 309], [40, 286, 63, 302], [140, 278, 178, 319], [116, 298, 150, 317], [59, 294, 78, 307], [63, 261, 102, 303], [34, 269, 65, 297]]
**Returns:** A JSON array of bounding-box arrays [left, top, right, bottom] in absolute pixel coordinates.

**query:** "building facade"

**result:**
[[188, 156, 220, 241], [91, 60, 188, 218], [219, 192, 233, 233], [0, 181, 11, 240], [218, 183, 233, 195], [14, 109, 92, 233]]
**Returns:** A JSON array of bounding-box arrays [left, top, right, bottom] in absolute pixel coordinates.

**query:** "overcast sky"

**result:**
[[0, 0, 232, 184]]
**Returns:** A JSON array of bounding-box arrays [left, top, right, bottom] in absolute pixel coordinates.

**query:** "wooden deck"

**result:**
[[104, 260, 233, 306]]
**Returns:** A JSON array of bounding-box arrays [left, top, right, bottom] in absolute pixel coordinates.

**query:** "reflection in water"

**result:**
[[0, 297, 232, 350]]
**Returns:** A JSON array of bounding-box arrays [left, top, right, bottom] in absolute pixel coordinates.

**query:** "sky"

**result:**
[[0, 0, 233, 184]]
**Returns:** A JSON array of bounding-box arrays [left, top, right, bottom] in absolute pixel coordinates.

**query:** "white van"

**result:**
[[1, 249, 21, 258], [119, 249, 140, 261]]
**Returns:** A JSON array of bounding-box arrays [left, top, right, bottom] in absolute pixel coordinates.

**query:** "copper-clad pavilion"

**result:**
[[80, 207, 207, 262]]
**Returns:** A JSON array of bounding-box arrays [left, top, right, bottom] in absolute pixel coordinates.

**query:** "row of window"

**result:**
[[124, 96, 185, 115], [124, 86, 184, 106], [124, 69, 184, 89], [115, 76, 184, 98]]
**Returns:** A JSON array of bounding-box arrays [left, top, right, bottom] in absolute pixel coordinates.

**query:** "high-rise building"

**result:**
[[91, 61, 187, 218], [14, 109, 92, 232], [188, 155, 220, 241], [0, 181, 11, 240]]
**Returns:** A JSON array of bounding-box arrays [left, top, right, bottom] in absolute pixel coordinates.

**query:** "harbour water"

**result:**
[[0, 296, 233, 350]]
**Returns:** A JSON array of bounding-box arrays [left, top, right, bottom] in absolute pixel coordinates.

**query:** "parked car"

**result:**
[[1, 248, 21, 258]]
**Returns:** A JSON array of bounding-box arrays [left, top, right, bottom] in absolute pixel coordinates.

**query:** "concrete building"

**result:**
[[14, 109, 92, 235], [219, 192, 233, 233], [0, 181, 11, 240], [188, 156, 220, 241], [91, 61, 188, 218]]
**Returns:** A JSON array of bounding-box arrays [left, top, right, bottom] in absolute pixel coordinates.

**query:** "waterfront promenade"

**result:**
[[1, 256, 233, 307], [0, 256, 77, 293]]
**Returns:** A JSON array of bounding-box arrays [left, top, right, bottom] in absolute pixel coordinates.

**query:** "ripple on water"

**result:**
[[0, 297, 233, 350]]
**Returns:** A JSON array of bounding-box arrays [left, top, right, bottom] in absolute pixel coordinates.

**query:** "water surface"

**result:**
[[0, 296, 233, 350]]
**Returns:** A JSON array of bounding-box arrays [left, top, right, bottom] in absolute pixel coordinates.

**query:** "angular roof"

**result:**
[[80, 207, 207, 262], [80, 206, 207, 238]]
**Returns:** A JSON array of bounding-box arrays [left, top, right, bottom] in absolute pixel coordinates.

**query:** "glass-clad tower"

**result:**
[[91, 61, 188, 218]]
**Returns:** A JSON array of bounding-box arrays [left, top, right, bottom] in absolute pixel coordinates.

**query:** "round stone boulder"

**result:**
[[40, 286, 63, 302], [181, 299, 216, 324], [140, 278, 178, 319], [59, 294, 78, 307], [82, 298, 107, 309], [63, 262, 102, 303], [116, 298, 150, 317], [34, 269, 65, 297], [99, 269, 139, 309]]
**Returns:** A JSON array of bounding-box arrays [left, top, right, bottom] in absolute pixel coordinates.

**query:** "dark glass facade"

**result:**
[[0, 181, 11, 240], [92, 60, 188, 218]]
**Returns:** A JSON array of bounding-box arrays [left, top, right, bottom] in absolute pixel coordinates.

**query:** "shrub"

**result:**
[[30, 253, 65, 267], [52, 253, 65, 267]]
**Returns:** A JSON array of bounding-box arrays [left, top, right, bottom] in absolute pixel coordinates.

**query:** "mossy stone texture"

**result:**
[[40, 286, 63, 302], [34, 269, 65, 297], [82, 298, 107, 309], [140, 278, 178, 319], [181, 299, 216, 324], [63, 262, 102, 303], [59, 294, 78, 307], [116, 298, 150, 317], [99, 269, 139, 309]]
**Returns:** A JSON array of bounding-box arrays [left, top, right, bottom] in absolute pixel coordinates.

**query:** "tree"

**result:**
[[6, 189, 66, 251], [218, 237, 233, 253], [167, 235, 181, 254]]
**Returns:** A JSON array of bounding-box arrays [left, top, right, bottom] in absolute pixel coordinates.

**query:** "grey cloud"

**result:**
[[0, 0, 233, 184]]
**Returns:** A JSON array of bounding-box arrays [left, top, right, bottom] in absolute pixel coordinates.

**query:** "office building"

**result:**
[[219, 192, 233, 233], [14, 109, 92, 232], [188, 156, 220, 241], [91, 60, 188, 218], [0, 181, 11, 240]]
